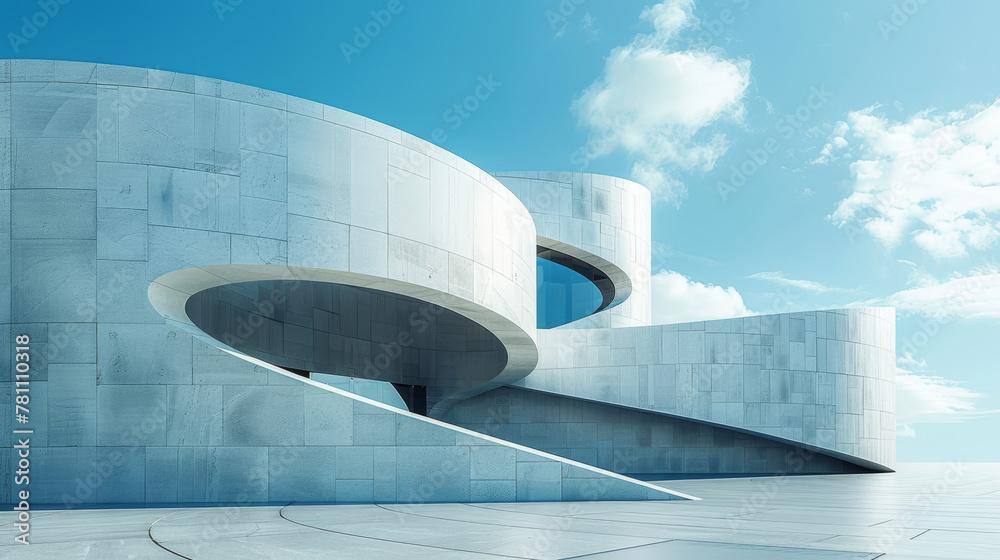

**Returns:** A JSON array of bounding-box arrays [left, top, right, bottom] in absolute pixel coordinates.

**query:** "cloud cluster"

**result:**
[[884, 265, 1000, 321], [896, 359, 998, 437], [825, 101, 1000, 258], [572, 0, 751, 205], [651, 270, 753, 324]]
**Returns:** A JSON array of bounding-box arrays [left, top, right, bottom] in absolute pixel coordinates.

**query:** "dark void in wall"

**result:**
[[393, 383, 428, 416]]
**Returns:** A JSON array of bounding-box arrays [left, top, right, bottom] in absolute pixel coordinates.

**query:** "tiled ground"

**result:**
[[1, 463, 995, 559]]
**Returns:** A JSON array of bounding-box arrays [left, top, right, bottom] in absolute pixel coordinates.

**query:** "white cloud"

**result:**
[[896, 364, 999, 437], [810, 121, 851, 165], [572, 0, 751, 205], [897, 352, 927, 369], [651, 270, 754, 324], [827, 100, 1000, 258], [747, 271, 846, 294], [884, 265, 1000, 321]]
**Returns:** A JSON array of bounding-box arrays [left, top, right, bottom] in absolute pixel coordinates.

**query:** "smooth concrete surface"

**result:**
[[0, 58, 550, 507], [2, 58, 895, 510], [519, 309, 896, 472], [0, 463, 993, 559], [492, 170, 895, 474], [494, 172, 652, 329], [445, 386, 865, 475], [1, 341, 690, 505]]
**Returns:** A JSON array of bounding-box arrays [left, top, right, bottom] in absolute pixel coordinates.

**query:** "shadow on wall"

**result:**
[[446, 386, 870, 475], [185, 280, 508, 414]]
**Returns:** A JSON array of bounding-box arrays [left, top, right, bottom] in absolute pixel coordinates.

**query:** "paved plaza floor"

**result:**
[[2, 463, 996, 559]]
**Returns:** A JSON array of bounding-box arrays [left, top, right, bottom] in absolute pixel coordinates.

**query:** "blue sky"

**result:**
[[6, 0, 999, 461]]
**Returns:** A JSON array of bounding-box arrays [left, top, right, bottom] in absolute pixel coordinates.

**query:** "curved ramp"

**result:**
[[204, 347, 696, 503]]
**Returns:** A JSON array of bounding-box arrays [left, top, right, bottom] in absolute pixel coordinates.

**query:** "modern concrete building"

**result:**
[[1, 60, 895, 507]]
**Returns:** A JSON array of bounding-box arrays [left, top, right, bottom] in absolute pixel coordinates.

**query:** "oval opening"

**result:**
[[536, 247, 613, 328]]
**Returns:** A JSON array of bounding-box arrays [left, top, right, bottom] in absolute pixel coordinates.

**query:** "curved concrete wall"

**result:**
[[512, 308, 896, 471], [1, 59, 537, 335], [486, 170, 894, 472], [5, 57, 539, 407], [493, 172, 652, 328], [445, 387, 866, 475], [1, 59, 696, 505], [0, 59, 895, 507]]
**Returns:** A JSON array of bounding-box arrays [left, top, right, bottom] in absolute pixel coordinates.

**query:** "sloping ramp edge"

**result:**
[[223, 348, 698, 503]]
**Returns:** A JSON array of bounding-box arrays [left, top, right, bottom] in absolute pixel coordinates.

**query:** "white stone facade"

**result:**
[[1, 59, 895, 507]]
